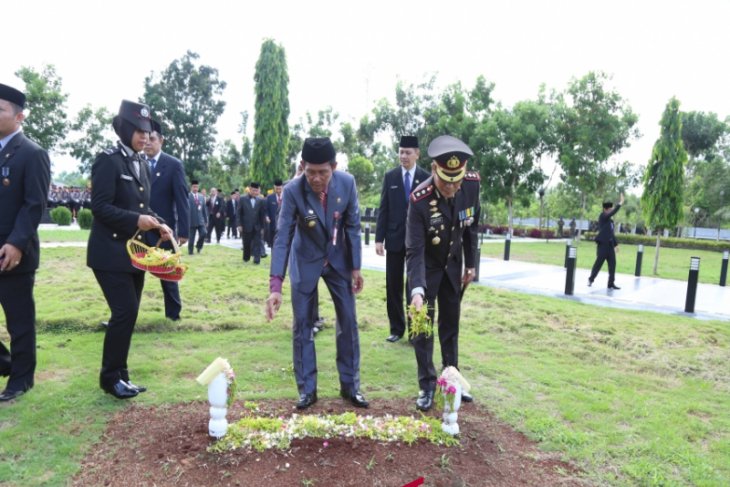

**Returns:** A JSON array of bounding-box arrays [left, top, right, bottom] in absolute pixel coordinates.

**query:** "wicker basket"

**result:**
[[152, 262, 188, 282], [126, 230, 180, 274]]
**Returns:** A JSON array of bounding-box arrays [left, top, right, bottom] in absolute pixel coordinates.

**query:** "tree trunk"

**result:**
[[653, 233, 661, 275]]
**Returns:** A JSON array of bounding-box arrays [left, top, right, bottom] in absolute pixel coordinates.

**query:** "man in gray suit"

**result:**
[[266, 137, 368, 410], [237, 182, 266, 264], [188, 180, 208, 255]]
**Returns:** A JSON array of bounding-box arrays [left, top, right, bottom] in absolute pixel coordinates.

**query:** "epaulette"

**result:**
[[411, 185, 434, 203], [464, 171, 480, 181], [103, 146, 121, 155]]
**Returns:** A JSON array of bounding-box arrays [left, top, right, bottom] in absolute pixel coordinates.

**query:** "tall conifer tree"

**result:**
[[252, 40, 290, 187]]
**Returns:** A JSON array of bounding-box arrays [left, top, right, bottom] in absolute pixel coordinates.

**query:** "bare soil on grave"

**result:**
[[73, 398, 590, 487]]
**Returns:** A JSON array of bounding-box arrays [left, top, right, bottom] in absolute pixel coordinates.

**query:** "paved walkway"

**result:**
[[43, 226, 728, 321]]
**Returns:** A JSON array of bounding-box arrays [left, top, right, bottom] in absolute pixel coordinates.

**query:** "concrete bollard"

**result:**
[[635, 244, 644, 277], [685, 257, 700, 313], [565, 246, 577, 295], [503, 233, 511, 261]]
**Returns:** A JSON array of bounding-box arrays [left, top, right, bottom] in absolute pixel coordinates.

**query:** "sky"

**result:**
[[4, 0, 730, 177]]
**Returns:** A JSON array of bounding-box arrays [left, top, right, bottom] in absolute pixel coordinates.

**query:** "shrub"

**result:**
[[77, 209, 93, 229], [582, 232, 729, 253], [50, 206, 72, 226]]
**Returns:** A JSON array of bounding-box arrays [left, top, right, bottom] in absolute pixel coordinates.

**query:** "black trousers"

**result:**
[[188, 225, 206, 254], [94, 270, 144, 388], [242, 229, 262, 263], [0, 273, 36, 392], [385, 249, 410, 337], [160, 279, 181, 320], [589, 242, 617, 286], [413, 273, 461, 392]]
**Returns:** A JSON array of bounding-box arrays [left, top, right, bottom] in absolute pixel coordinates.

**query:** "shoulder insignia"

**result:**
[[103, 146, 120, 155], [464, 171, 480, 181], [411, 184, 434, 203]]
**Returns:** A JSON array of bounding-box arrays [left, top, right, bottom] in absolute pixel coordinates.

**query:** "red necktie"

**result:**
[[320, 191, 327, 213]]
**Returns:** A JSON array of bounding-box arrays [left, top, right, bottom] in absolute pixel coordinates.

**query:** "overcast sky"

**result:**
[[4, 0, 730, 175]]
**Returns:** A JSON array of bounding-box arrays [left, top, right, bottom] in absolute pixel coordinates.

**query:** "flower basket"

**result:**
[[126, 229, 180, 274], [152, 262, 188, 282]]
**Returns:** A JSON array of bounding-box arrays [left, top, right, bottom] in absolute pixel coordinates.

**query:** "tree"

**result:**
[[553, 72, 639, 236], [641, 97, 687, 274], [252, 39, 290, 188], [15, 65, 69, 153], [479, 100, 553, 235], [347, 155, 375, 194], [680, 111, 727, 160], [63, 105, 114, 176], [143, 50, 227, 179]]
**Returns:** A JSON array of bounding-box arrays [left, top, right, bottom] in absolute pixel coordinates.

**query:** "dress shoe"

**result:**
[[608, 284, 621, 290], [416, 389, 434, 411], [587, 279, 593, 287], [340, 389, 369, 408], [0, 388, 27, 402], [103, 380, 139, 399], [461, 391, 474, 403], [296, 392, 317, 410], [123, 380, 147, 393], [385, 334, 402, 343]]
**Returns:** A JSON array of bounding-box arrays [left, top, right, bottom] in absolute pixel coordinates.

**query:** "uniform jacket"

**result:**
[[189, 191, 208, 227], [237, 195, 266, 233], [208, 195, 225, 222], [375, 165, 429, 252], [226, 198, 239, 226], [147, 152, 189, 239], [406, 173, 480, 297], [266, 192, 282, 232], [594, 205, 621, 246], [270, 171, 362, 294], [87, 143, 162, 272], [0, 132, 51, 275]]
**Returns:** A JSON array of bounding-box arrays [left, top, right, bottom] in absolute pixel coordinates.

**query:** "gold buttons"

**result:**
[[139, 203, 144, 208]]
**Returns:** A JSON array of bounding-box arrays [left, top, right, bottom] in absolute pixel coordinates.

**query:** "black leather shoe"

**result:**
[[340, 389, 369, 408], [416, 389, 434, 411], [296, 392, 317, 410], [123, 380, 147, 393], [587, 279, 593, 287], [385, 334, 402, 343], [461, 391, 474, 403], [608, 284, 621, 290], [0, 389, 26, 402], [103, 380, 139, 399]]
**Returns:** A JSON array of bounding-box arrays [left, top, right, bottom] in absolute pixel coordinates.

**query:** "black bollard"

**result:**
[[364, 223, 370, 246], [720, 250, 729, 287], [473, 248, 481, 282], [684, 257, 700, 313], [564, 239, 572, 268], [503, 233, 511, 261], [635, 244, 644, 277], [565, 246, 577, 295]]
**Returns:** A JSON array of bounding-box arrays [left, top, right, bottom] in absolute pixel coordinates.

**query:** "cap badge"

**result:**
[[447, 156, 460, 169], [140, 107, 150, 118]]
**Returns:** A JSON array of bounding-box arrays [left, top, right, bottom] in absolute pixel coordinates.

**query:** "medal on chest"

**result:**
[[1, 167, 9, 186]]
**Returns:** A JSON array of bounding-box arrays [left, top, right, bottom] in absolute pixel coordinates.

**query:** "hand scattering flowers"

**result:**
[[407, 303, 432, 339]]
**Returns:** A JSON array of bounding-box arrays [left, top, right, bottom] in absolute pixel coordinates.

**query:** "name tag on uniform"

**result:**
[[390, 185, 398, 189], [120, 175, 133, 181]]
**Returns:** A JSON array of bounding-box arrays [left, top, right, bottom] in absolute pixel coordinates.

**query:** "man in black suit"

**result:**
[[237, 182, 266, 264], [188, 181, 208, 254], [226, 190, 239, 239], [0, 83, 51, 402], [406, 135, 480, 411], [207, 187, 225, 243], [375, 136, 429, 343], [265, 179, 283, 249], [87, 100, 173, 400], [143, 120, 189, 320], [588, 194, 624, 290]]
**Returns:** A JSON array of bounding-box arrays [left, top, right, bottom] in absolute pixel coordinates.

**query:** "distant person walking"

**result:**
[[588, 194, 624, 290]]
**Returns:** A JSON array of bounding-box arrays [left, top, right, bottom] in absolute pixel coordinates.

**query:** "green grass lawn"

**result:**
[[480, 239, 728, 284], [1, 243, 729, 486]]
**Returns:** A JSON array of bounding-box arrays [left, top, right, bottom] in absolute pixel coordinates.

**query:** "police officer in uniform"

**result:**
[[87, 100, 172, 399], [0, 83, 51, 402], [406, 135, 480, 411]]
